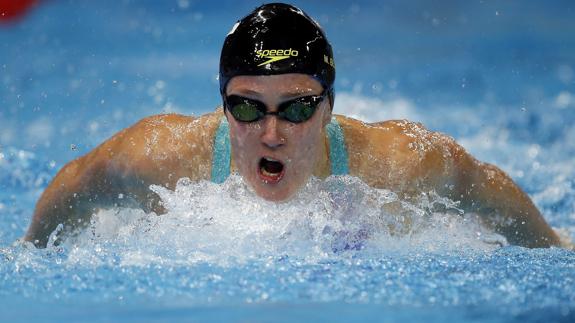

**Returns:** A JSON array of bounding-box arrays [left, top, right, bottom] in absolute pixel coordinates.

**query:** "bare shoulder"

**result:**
[[117, 111, 221, 157], [89, 109, 225, 185], [335, 115, 463, 191]]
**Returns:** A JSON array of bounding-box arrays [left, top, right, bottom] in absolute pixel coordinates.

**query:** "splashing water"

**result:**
[[2, 175, 573, 322], [2, 1, 575, 320], [33, 175, 505, 268]]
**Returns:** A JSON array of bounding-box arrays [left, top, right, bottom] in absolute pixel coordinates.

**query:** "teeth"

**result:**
[[261, 167, 279, 178], [264, 157, 279, 162], [261, 163, 281, 177], [259, 157, 283, 179]]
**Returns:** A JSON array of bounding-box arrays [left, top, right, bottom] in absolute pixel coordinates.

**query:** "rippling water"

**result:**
[[1, 0, 575, 322], [1, 160, 574, 321]]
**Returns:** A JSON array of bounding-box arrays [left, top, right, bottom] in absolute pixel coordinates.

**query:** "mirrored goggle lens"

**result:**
[[280, 102, 316, 123], [230, 102, 262, 122], [225, 92, 324, 123]]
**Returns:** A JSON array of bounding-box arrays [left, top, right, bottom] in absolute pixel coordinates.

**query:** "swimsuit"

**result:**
[[210, 117, 349, 183]]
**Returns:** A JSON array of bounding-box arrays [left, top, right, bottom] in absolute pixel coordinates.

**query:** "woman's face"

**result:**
[[225, 73, 331, 201]]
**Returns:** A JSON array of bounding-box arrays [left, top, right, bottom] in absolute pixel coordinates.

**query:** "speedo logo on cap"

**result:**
[[256, 48, 299, 66], [324, 54, 335, 69]]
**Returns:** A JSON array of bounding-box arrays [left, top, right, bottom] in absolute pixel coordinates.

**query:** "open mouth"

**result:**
[[258, 157, 285, 183]]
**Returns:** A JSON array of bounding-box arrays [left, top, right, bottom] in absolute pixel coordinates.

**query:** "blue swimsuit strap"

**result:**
[[325, 117, 350, 175], [210, 117, 231, 183], [210, 116, 349, 183]]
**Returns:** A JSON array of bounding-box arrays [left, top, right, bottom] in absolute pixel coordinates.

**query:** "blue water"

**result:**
[[1, 1, 575, 322]]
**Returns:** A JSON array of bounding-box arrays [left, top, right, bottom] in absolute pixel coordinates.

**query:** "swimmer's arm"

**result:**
[[24, 132, 160, 247], [24, 113, 219, 247], [348, 118, 559, 248], [24, 150, 132, 247], [437, 140, 561, 248]]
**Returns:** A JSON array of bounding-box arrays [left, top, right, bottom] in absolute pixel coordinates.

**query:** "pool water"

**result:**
[[1, 1, 575, 322]]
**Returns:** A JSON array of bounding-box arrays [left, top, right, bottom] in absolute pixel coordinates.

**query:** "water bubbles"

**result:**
[[192, 12, 203, 22], [155, 80, 166, 90], [48, 175, 505, 269], [177, 0, 190, 10], [527, 145, 540, 159], [88, 121, 99, 134], [25, 118, 54, 148], [148, 80, 167, 105], [112, 110, 124, 121], [371, 82, 383, 94], [334, 93, 419, 123], [555, 91, 572, 109], [161, 102, 181, 113]]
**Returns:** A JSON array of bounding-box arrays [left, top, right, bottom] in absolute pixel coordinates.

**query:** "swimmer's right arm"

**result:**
[[24, 149, 128, 247], [24, 120, 163, 247], [24, 113, 220, 247]]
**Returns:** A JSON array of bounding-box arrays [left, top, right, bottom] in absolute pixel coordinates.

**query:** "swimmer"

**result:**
[[24, 3, 562, 248]]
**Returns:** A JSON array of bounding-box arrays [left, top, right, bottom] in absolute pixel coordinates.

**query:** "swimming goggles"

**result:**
[[224, 90, 327, 123]]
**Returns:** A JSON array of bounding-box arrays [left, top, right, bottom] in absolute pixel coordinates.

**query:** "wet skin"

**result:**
[[24, 74, 563, 248], [225, 74, 331, 201]]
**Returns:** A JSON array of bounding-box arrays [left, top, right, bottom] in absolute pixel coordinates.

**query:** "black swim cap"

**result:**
[[219, 3, 335, 105]]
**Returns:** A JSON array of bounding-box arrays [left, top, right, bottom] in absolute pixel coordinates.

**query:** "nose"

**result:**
[[260, 115, 285, 148]]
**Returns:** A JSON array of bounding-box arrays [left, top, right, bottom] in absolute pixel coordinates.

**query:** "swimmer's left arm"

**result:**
[[427, 135, 561, 248], [329, 117, 559, 248]]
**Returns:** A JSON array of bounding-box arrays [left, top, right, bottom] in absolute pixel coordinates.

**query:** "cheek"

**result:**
[[230, 123, 257, 150], [287, 124, 323, 163], [229, 122, 268, 179]]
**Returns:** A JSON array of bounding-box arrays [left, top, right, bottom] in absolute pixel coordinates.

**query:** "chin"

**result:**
[[255, 187, 295, 202]]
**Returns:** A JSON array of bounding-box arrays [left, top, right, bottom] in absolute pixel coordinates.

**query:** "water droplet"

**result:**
[[156, 80, 166, 89], [177, 0, 190, 9]]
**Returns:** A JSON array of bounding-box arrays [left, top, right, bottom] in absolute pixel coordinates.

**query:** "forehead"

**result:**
[[226, 74, 323, 96]]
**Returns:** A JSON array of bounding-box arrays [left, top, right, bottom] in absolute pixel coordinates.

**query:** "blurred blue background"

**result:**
[[1, 0, 573, 165], [1, 2, 575, 322]]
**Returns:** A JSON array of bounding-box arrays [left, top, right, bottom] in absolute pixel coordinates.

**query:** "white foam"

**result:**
[[333, 92, 422, 123], [61, 175, 505, 267]]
